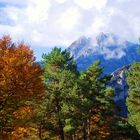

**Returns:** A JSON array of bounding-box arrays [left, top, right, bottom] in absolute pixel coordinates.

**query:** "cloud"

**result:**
[[26, 0, 51, 24], [0, 0, 52, 46], [89, 17, 106, 34], [0, 0, 27, 7], [55, 0, 67, 4], [56, 7, 81, 31], [74, 0, 108, 10], [0, 0, 140, 50]]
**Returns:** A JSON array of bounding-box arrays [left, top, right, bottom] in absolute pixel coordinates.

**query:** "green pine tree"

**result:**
[[126, 62, 140, 134], [74, 61, 116, 139], [41, 47, 79, 139]]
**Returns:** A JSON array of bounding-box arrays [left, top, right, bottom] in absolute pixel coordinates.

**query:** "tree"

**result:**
[[73, 61, 117, 139], [38, 47, 120, 139], [126, 62, 140, 134], [0, 35, 45, 138], [41, 50, 117, 139], [41, 47, 79, 139]]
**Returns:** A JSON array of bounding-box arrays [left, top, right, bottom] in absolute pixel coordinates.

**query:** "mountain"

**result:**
[[68, 32, 140, 74], [68, 33, 140, 117], [110, 65, 130, 117]]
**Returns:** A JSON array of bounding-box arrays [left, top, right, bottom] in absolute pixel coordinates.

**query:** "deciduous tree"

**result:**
[[0, 36, 44, 138]]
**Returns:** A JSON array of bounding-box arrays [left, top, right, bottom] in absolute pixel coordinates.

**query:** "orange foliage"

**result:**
[[10, 127, 39, 140], [13, 106, 35, 120], [0, 35, 44, 110], [0, 35, 45, 137]]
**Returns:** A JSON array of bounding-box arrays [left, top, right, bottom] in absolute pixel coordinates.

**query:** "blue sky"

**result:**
[[0, 0, 140, 60]]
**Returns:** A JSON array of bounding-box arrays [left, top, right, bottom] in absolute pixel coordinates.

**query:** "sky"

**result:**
[[0, 0, 140, 60]]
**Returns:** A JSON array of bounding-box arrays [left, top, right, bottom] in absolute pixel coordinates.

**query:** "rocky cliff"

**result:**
[[110, 65, 131, 117], [68, 33, 140, 74]]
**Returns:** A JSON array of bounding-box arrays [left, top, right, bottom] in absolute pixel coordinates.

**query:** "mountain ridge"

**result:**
[[68, 32, 140, 74]]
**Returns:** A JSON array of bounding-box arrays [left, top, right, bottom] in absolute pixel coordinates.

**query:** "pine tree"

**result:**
[[126, 62, 140, 134], [41, 49, 117, 139], [74, 61, 116, 139], [41, 47, 79, 139]]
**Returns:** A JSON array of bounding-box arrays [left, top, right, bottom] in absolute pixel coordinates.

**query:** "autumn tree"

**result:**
[[0, 35, 44, 139]]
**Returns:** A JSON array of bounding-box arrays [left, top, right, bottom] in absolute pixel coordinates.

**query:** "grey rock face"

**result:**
[[110, 65, 131, 117], [68, 33, 140, 74]]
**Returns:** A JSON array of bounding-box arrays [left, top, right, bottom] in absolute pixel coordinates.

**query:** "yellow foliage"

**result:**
[[10, 127, 39, 140], [90, 114, 111, 139], [13, 106, 35, 120]]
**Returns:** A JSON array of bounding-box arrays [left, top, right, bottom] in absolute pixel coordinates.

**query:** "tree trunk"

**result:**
[[88, 119, 91, 140], [72, 132, 76, 140], [38, 124, 42, 140], [83, 120, 87, 140], [58, 118, 64, 140], [56, 97, 64, 140]]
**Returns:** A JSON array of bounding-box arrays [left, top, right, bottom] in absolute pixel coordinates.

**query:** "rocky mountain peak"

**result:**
[[67, 32, 139, 74], [96, 32, 108, 44]]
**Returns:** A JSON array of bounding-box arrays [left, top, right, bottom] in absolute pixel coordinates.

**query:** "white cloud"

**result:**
[[130, 17, 140, 38], [0, 0, 140, 50], [0, 24, 26, 43], [55, 0, 67, 4], [0, 0, 27, 6], [26, 0, 51, 24], [90, 17, 105, 34], [74, 0, 107, 10], [56, 7, 81, 31], [4, 6, 20, 23], [0, 0, 52, 46]]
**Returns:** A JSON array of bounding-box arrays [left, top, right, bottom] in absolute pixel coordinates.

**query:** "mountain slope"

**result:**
[[68, 33, 140, 74], [110, 65, 130, 117]]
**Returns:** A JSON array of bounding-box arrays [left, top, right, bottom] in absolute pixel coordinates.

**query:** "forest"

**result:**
[[0, 35, 140, 140]]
